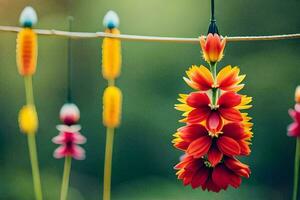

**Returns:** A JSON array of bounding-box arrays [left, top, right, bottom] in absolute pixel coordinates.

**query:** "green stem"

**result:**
[[60, 156, 72, 200], [24, 76, 35, 105], [27, 134, 43, 200], [210, 62, 218, 105], [24, 75, 43, 200], [293, 138, 300, 200], [103, 127, 115, 200]]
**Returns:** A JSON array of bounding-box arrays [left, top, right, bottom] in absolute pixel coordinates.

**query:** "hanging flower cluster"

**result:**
[[102, 10, 122, 128], [173, 32, 253, 192], [52, 103, 86, 160], [101, 10, 123, 200]]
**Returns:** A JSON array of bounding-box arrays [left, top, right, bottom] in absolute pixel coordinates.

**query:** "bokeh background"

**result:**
[[0, 0, 300, 199]]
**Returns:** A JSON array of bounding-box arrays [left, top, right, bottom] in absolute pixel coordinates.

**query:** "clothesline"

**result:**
[[1, 25, 300, 43]]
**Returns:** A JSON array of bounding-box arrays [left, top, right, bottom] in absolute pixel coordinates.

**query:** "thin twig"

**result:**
[[1, 25, 300, 43]]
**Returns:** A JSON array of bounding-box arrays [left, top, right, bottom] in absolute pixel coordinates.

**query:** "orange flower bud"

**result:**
[[16, 28, 38, 76], [295, 86, 300, 103], [103, 86, 122, 128], [102, 28, 121, 80], [200, 33, 226, 64]]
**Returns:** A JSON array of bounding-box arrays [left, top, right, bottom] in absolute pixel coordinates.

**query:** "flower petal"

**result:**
[[219, 108, 243, 121], [186, 92, 210, 108], [187, 136, 212, 158], [72, 145, 86, 160], [53, 146, 67, 159], [207, 146, 223, 167], [178, 124, 208, 142], [217, 136, 241, 156], [206, 112, 223, 133], [218, 92, 241, 108], [191, 167, 210, 189], [184, 65, 214, 91], [222, 123, 245, 140], [187, 107, 211, 124]]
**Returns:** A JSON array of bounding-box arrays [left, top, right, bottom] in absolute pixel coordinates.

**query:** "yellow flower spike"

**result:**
[[102, 28, 121, 81], [103, 86, 122, 128], [295, 86, 300, 103], [18, 104, 38, 134], [16, 28, 38, 76]]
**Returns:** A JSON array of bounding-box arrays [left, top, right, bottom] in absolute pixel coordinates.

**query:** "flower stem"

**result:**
[[24, 75, 43, 200], [60, 156, 72, 200], [103, 127, 115, 200], [293, 137, 300, 200], [27, 134, 43, 200], [24, 76, 35, 105], [210, 62, 218, 105]]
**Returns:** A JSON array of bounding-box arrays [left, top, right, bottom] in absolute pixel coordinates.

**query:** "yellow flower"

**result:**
[[102, 28, 121, 80], [18, 105, 38, 134], [16, 28, 38, 76], [103, 86, 122, 128], [295, 86, 300, 103]]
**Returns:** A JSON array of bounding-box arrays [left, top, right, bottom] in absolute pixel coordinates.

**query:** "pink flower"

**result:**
[[52, 125, 86, 160], [288, 104, 300, 137], [60, 103, 80, 125]]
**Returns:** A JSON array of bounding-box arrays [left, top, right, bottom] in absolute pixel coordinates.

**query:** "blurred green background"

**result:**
[[0, 0, 299, 199]]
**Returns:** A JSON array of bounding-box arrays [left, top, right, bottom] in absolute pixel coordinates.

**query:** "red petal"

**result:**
[[206, 112, 223, 133], [203, 177, 222, 192], [212, 165, 230, 189], [189, 68, 214, 91], [217, 136, 241, 156], [191, 167, 210, 189], [187, 107, 211, 124], [224, 157, 250, 176], [212, 164, 242, 189], [219, 108, 243, 121], [238, 140, 251, 156], [222, 123, 245, 140], [187, 136, 212, 158], [178, 124, 208, 142], [174, 140, 189, 151], [218, 70, 238, 90], [207, 147, 223, 167], [183, 170, 195, 186], [186, 92, 210, 108], [218, 92, 241, 108]]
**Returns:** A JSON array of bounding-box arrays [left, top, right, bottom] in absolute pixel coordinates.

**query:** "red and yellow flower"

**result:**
[[175, 155, 250, 192], [184, 65, 245, 92], [173, 31, 253, 192], [175, 91, 251, 134], [200, 33, 226, 64], [173, 122, 252, 166]]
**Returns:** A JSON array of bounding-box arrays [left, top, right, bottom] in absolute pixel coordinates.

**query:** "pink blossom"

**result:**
[[288, 104, 300, 137], [52, 125, 86, 160]]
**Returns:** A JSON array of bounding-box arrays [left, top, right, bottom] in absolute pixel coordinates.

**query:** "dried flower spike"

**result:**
[[295, 86, 300, 104], [102, 11, 121, 81], [103, 86, 122, 128], [18, 104, 38, 134], [16, 28, 38, 76]]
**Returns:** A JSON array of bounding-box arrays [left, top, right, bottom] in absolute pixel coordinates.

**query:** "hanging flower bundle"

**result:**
[[101, 10, 123, 200], [173, 22, 253, 192], [16, 6, 43, 200]]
